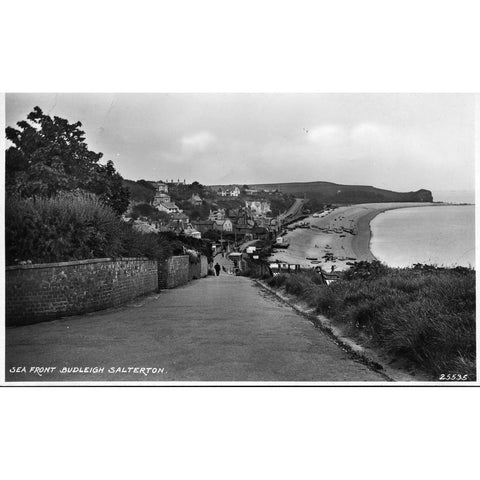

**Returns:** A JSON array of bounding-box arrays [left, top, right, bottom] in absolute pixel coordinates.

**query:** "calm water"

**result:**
[[370, 205, 475, 268]]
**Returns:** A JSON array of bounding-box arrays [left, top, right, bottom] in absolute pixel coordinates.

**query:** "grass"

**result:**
[[265, 263, 476, 380]]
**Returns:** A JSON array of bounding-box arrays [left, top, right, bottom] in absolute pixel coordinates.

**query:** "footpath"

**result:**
[[6, 275, 385, 382]]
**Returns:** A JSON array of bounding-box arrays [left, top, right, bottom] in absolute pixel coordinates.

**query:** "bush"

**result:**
[[5, 192, 169, 264]]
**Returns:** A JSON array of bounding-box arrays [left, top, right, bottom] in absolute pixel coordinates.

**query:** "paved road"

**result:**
[[5, 276, 385, 382]]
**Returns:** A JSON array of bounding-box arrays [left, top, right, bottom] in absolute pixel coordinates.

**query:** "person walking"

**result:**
[[214, 262, 221, 276]]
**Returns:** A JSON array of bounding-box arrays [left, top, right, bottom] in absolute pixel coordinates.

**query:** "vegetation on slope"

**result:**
[[250, 181, 433, 204], [5, 193, 167, 264], [264, 262, 475, 380], [123, 179, 156, 204]]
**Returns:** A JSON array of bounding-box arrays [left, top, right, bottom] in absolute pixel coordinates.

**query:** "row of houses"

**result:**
[[244, 188, 279, 195], [191, 207, 278, 240], [133, 211, 202, 239], [216, 186, 241, 197]]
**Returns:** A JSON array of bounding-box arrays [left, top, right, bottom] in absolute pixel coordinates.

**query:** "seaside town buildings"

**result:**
[[245, 200, 271, 215], [131, 179, 281, 241]]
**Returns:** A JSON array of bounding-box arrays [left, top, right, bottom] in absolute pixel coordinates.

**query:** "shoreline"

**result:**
[[354, 203, 441, 263], [272, 202, 443, 271]]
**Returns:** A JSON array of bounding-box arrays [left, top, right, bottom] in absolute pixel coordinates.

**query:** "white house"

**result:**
[[157, 202, 181, 214], [223, 218, 233, 232], [213, 218, 233, 232], [216, 186, 240, 197], [155, 181, 169, 193], [245, 200, 271, 215], [184, 225, 202, 239]]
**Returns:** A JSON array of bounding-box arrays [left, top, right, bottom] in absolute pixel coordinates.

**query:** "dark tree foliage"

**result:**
[[5, 106, 130, 215], [123, 179, 156, 204]]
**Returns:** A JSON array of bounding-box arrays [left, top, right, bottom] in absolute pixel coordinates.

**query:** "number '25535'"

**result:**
[[439, 374, 469, 381]]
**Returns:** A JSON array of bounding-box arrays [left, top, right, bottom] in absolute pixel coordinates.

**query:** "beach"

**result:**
[[270, 202, 439, 271]]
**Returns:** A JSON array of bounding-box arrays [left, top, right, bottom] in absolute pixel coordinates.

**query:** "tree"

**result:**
[[130, 203, 170, 222], [5, 106, 129, 215]]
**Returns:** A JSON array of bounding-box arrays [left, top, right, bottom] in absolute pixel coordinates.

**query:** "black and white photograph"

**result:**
[[2, 92, 476, 384], [2, 2, 480, 480]]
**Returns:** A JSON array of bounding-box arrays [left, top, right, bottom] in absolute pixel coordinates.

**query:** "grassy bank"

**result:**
[[264, 262, 476, 380]]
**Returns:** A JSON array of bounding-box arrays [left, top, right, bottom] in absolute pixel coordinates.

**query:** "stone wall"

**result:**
[[158, 255, 190, 289], [187, 255, 209, 280], [200, 256, 209, 277], [6, 258, 158, 327], [189, 261, 201, 280]]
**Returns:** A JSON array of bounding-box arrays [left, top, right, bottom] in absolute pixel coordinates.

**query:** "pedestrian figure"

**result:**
[[331, 265, 336, 273], [214, 262, 221, 276]]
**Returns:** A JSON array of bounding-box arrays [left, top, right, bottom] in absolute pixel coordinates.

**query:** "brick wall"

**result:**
[[158, 255, 190, 289], [6, 258, 158, 327]]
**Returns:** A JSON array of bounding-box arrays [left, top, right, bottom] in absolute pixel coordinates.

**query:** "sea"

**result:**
[[370, 205, 475, 268]]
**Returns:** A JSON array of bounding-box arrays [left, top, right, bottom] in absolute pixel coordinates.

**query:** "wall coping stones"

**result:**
[[6, 257, 151, 271]]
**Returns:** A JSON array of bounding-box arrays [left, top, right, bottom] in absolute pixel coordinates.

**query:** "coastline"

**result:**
[[271, 202, 439, 271]]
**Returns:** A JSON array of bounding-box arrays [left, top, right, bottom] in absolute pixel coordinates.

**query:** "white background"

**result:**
[[1, 1, 479, 479]]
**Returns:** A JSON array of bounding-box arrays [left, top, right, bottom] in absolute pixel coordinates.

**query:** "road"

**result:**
[[5, 275, 385, 382], [279, 197, 305, 222]]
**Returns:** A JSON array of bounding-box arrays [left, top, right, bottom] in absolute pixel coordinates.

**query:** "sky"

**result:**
[[5, 93, 476, 197]]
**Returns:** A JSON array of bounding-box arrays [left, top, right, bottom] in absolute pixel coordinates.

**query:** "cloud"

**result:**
[[180, 131, 216, 152], [307, 124, 344, 143]]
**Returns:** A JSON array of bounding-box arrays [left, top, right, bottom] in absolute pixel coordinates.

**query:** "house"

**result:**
[[157, 202, 181, 214], [133, 220, 159, 234], [190, 194, 203, 206], [213, 220, 225, 232], [222, 218, 233, 232], [183, 225, 202, 239], [262, 188, 278, 194], [253, 226, 269, 240], [168, 213, 190, 234], [208, 208, 226, 221], [254, 216, 272, 228], [153, 191, 171, 207], [155, 181, 169, 193], [212, 218, 233, 232], [245, 200, 271, 215], [168, 179, 186, 186], [192, 220, 215, 233], [171, 212, 190, 224], [216, 186, 240, 197]]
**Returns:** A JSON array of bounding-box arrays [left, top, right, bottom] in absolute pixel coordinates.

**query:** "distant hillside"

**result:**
[[246, 181, 433, 203]]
